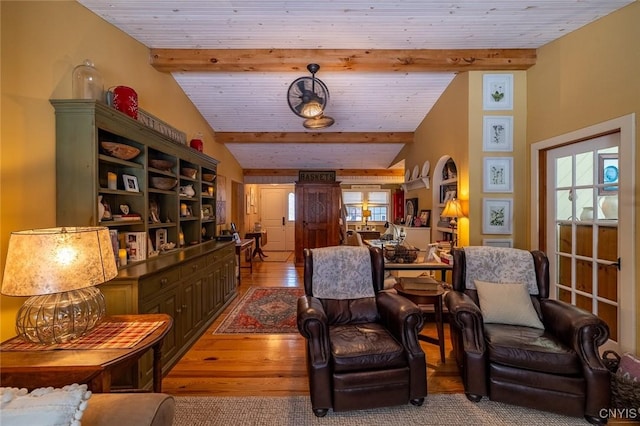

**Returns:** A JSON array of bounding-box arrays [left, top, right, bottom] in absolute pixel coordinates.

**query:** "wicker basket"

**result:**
[[383, 244, 418, 264], [602, 350, 640, 408]]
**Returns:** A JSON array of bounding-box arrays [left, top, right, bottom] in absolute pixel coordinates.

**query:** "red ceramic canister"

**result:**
[[190, 138, 204, 152], [112, 86, 138, 120]]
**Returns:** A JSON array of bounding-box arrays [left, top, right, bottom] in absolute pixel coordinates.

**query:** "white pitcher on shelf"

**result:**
[[179, 184, 195, 198]]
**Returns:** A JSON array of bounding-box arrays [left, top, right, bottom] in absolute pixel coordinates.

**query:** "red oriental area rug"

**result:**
[[214, 287, 304, 334]]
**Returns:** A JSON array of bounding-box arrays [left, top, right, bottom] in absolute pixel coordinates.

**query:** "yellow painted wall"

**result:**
[[527, 2, 639, 351], [395, 72, 470, 245], [0, 1, 243, 340]]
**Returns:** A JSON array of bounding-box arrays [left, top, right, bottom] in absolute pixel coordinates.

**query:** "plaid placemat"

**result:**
[[0, 321, 165, 351]]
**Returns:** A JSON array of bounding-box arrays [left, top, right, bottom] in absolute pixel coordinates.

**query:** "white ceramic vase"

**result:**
[[579, 207, 594, 221], [600, 196, 618, 219], [98, 195, 105, 221]]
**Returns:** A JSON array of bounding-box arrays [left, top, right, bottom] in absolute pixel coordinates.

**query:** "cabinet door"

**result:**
[[141, 287, 180, 376]]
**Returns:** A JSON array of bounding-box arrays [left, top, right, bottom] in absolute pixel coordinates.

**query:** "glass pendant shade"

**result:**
[[72, 59, 104, 101], [1, 227, 117, 344]]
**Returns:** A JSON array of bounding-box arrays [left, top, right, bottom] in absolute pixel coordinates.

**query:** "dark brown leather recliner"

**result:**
[[445, 247, 610, 425], [296, 246, 427, 417]]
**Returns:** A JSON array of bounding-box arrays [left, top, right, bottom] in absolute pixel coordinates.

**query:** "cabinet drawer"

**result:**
[[181, 256, 207, 278], [208, 245, 235, 264], [139, 268, 180, 299]]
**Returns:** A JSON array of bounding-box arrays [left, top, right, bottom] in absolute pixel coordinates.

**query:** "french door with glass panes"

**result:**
[[546, 133, 621, 349]]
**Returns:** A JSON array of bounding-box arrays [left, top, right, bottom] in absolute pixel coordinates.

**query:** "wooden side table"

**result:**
[[0, 314, 172, 393], [245, 231, 268, 260], [394, 283, 446, 363]]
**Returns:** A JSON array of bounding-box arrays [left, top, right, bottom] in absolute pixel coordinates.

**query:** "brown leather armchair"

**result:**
[[445, 247, 610, 425], [297, 246, 427, 417]]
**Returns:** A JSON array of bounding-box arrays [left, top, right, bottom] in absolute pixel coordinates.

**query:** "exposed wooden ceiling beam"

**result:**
[[150, 48, 536, 72], [216, 132, 413, 144], [243, 169, 404, 177]]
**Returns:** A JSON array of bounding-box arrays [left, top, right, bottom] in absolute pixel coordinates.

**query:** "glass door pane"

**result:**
[[547, 138, 619, 342]]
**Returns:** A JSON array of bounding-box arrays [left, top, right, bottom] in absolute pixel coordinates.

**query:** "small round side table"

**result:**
[[394, 283, 446, 363]]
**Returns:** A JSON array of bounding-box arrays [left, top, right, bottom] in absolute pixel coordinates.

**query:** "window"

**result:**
[[343, 190, 390, 223], [288, 192, 295, 221]]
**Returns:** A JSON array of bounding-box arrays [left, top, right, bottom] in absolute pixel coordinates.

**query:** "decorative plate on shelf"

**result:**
[[404, 169, 411, 182], [421, 160, 430, 178], [411, 165, 420, 180]]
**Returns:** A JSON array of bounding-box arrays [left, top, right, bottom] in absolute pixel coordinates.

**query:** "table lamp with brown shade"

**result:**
[[1, 227, 118, 344], [441, 199, 465, 246]]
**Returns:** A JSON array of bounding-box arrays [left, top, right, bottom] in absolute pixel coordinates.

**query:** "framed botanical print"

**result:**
[[483, 74, 513, 110], [482, 198, 513, 234], [483, 116, 513, 152], [483, 157, 513, 193]]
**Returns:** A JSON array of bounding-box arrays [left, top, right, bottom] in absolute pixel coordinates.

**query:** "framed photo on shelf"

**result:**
[[122, 174, 139, 192], [482, 198, 513, 234], [483, 157, 513, 193], [598, 153, 619, 195], [483, 116, 513, 152], [419, 209, 431, 227], [482, 238, 513, 248], [483, 74, 513, 110]]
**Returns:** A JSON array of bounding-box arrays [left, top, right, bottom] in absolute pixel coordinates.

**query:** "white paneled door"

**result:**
[[260, 185, 295, 251]]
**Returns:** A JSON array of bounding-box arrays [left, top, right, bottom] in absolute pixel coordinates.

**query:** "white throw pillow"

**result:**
[[475, 280, 544, 329], [0, 383, 91, 426]]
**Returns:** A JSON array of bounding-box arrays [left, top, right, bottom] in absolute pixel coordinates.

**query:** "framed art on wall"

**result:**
[[482, 238, 513, 248], [482, 198, 513, 234], [483, 74, 513, 110], [483, 116, 513, 152], [483, 157, 513, 193], [598, 153, 619, 195]]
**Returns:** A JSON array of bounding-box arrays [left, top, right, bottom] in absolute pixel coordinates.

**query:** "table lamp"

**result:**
[[441, 199, 465, 246], [363, 209, 371, 227], [1, 227, 118, 344]]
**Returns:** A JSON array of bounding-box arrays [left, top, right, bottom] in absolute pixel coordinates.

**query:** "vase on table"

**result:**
[[600, 196, 618, 219]]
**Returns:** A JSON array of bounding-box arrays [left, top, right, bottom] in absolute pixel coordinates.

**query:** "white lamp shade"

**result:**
[[1, 226, 117, 297]]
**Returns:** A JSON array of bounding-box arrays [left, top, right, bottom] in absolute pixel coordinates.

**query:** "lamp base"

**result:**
[[16, 287, 106, 344]]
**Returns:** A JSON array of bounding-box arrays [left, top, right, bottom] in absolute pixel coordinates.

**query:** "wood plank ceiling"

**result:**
[[77, 0, 633, 183]]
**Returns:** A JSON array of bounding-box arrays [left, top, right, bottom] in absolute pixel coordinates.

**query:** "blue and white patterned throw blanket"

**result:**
[[464, 246, 539, 295], [311, 246, 375, 299]]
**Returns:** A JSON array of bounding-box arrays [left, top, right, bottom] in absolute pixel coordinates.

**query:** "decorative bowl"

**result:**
[[202, 173, 215, 182], [150, 177, 177, 190], [149, 159, 174, 171], [181, 167, 197, 179], [101, 142, 140, 160]]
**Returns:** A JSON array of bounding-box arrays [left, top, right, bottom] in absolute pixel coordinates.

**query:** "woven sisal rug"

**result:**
[[173, 394, 587, 425], [214, 287, 303, 334]]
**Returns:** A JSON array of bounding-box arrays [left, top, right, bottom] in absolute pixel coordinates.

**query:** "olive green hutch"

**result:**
[[52, 100, 237, 390]]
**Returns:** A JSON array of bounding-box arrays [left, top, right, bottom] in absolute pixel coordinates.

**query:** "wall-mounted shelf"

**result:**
[[402, 176, 430, 191]]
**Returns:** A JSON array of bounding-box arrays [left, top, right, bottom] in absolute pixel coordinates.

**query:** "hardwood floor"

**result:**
[[162, 257, 464, 396]]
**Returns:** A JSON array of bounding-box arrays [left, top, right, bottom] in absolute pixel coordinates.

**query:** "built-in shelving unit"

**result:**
[[51, 99, 236, 391], [432, 157, 458, 243]]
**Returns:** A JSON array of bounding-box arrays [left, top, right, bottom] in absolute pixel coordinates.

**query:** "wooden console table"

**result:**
[[0, 314, 172, 393], [384, 261, 452, 281], [236, 238, 254, 284]]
